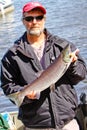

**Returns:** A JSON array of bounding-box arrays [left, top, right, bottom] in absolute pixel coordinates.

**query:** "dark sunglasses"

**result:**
[[23, 15, 44, 22]]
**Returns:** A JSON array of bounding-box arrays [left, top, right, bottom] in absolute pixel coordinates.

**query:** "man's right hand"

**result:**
[[26, 90, 40, 99]]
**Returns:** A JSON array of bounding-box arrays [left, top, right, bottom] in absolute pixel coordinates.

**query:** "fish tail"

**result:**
[[7, 92, 24, 107]]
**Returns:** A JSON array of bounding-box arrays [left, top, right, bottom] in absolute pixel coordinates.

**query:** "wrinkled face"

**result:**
[[22, 8, 46, 36]]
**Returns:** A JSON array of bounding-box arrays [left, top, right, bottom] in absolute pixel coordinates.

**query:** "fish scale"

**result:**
[[8, 44, 75, 107]]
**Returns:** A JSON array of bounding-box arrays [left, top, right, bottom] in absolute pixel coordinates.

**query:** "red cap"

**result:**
[[22, 2, 46, 14]]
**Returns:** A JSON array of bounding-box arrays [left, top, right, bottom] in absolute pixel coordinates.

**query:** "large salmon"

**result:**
[[8, 44, 76, 107]]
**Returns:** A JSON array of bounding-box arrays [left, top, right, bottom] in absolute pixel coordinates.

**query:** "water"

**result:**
[[0, 0, 87, 113]]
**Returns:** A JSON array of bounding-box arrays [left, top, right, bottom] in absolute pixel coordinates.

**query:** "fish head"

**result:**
[[62, 44, 71, 63]]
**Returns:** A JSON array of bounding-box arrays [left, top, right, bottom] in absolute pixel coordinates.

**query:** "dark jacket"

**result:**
[[1, 29, 87, 129]]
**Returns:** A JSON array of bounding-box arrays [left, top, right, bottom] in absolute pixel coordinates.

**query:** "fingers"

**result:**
[[27, 90, 36, 99], [69, 48, 79, 63], [26, 91, 40, 99]]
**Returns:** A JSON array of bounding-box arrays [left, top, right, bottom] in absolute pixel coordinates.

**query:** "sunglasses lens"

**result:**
[[36, 16, 44, 21], [24, 16, 33, 22], [24, 15, 44, 22]]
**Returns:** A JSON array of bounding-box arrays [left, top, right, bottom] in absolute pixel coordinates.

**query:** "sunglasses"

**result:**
[[23, 15, 44, 22]]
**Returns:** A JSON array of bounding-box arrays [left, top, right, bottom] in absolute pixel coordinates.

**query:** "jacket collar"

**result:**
[[11, 29, 68, 58], [44, 29, 68, 52]]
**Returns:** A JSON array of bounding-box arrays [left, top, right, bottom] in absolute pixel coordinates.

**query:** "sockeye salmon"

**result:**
[[8, 44, 77, 107]]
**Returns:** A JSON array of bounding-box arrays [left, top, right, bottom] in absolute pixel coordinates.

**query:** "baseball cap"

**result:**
[[22, 2, 46, 14]]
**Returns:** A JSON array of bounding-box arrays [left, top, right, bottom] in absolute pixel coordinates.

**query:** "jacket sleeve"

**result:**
[[1, 51, 23, 96], [65, 44, 87, 85], [1, 51, 33, 105]]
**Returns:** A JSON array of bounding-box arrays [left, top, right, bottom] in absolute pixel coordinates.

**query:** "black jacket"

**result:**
[[1, 29, 87, 129]]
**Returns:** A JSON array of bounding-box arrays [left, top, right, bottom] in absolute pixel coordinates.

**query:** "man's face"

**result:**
[[22, 9, 46, 36]]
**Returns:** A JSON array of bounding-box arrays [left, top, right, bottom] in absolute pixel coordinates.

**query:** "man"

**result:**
[[1, 1, 87, 130]]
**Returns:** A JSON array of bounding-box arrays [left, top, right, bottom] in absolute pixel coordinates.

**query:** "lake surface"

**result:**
[[0, 0, 87, 113]]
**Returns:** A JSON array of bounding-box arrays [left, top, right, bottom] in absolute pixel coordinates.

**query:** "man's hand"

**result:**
[[69, 48, 79, 63], [26, 90, 40, 99]]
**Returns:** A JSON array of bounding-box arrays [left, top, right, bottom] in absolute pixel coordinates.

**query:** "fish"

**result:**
[[8, 44, 76, 107]]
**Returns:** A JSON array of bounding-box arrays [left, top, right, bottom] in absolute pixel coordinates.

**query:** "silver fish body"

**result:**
[[8, 44, 73, 107]]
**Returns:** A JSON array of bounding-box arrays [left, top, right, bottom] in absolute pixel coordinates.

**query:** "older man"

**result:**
[[1, 1, 87, 130]]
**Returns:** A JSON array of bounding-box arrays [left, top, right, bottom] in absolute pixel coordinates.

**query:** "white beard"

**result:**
[[27, 25, 45, 36], [28, 29, 43, 36]]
